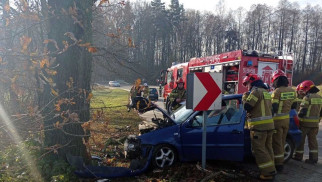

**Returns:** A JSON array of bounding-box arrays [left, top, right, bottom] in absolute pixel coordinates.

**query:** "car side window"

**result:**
[[191, 99, 242, 127]]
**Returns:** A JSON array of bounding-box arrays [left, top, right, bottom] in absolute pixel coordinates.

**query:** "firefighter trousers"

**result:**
[[251, 130, 276, 176], [272, 118, 289, 166], [294, 126, 319, 161]]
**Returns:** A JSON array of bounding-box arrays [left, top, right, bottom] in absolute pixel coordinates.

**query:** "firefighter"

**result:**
[[169, 78, 186, 112], [293, 80, 322, 164], [242, 74, 276, 180], [128, 79, 144, 111], [270, 69, 296, 172], [294, 84, 306, 111]]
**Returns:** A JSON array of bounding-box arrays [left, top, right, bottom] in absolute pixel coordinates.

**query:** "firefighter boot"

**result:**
[[292, 153, 303, 161], [275, 165, 283, 172], [305, 155, 317, 164], [259, 174, 274, 181]]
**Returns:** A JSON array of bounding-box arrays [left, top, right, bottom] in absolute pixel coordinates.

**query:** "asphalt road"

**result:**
[[275, 122, 322, 182]]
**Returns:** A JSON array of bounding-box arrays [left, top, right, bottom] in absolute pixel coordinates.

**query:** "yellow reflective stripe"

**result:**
[[263, 92, 271, 100], [301, 100, 309, 105], [295, 98, 302, 102], [300, 118, 319, 122], [306, 105, 312, 117], [274, 154, 284, 158], [247, 94, 258, 102], [309, 150, 318, 153], [311, 98, 322, 104], [272, 99, 279, 103], [261, 100, 265, 116], [295, 150, 304, 153], [258, 161, 274, 169], [281, 92, 295, 100], [273, 114, 289, 120], [278, 101, 283, 114], [273, 130, 277, 133], [248, 118, 274, 126]]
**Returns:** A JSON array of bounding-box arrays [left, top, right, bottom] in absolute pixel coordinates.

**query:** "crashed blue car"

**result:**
[[72, 94, 301, 179], [124, 94, 301, 169]]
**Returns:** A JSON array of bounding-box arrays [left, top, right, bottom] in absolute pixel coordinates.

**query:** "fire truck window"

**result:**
[[177, 68, 183, 79], [167, 71, 173, 84]]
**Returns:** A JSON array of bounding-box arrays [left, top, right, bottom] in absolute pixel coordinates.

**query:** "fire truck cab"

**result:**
[[160, 50, 293, 107]]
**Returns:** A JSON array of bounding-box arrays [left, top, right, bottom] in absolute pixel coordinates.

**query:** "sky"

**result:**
[[131, 0, 322, 11]]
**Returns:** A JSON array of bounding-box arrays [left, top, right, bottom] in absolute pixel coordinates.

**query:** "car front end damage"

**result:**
[[123, 118, 176, 167]]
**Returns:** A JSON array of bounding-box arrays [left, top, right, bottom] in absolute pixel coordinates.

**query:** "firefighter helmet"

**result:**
[[242, 74, 261, 87], [271, 69, 286, 83], [299, 80, 315, 93], [296, 84, 301, 91], [177, 78, 184, 84]]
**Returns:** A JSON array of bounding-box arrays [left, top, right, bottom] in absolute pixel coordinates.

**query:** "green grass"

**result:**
[[89, 87, 141, 159], [91, 88, 142, 128], [91, 88, 128, 108]]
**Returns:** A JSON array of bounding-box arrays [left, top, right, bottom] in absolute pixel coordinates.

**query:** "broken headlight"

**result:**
[[124, 135, 142, 160]]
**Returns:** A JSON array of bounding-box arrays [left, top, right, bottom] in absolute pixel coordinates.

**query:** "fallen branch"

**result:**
[[200, 171, 222, 182]]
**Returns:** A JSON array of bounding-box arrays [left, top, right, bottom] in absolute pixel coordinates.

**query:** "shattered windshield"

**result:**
[[171, 105, 194, 124]]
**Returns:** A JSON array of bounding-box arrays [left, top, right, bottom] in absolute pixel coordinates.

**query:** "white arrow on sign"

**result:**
[[187, 72, 222, 111]]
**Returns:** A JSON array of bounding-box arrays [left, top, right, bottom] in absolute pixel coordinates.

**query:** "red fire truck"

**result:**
[[160, 50, 293, 105]]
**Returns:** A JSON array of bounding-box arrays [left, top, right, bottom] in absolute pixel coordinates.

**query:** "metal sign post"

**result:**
[[186, 72, 222, 170], [202, 111, 207, 169]]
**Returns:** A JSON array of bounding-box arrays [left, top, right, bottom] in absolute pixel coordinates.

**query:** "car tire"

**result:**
[[284, 137, 294, 163], [152, 144, 177, 169]]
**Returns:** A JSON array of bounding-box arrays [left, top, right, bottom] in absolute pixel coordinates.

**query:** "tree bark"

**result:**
[[44, 0, 93, 158]]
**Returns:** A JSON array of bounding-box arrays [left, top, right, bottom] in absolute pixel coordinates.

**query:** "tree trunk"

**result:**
[[44, 0, 93, 158], [302, 14, 309, 74]]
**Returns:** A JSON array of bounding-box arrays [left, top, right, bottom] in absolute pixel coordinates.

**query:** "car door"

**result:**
[[180, 98, 246, 161]]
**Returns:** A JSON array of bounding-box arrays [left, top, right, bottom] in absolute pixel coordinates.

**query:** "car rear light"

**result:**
[[293, 115, 300, 127]]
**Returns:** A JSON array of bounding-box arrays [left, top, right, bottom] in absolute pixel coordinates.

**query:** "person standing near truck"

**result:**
[[293, 80, 322, 164], [270, 70, 296, 172], [168, 78, 186, 112], [242, 74, 276, 180]]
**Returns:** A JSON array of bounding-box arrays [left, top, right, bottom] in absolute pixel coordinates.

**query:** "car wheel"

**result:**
[[152, 144, 177, 169], [284, 138, 294, 163]]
